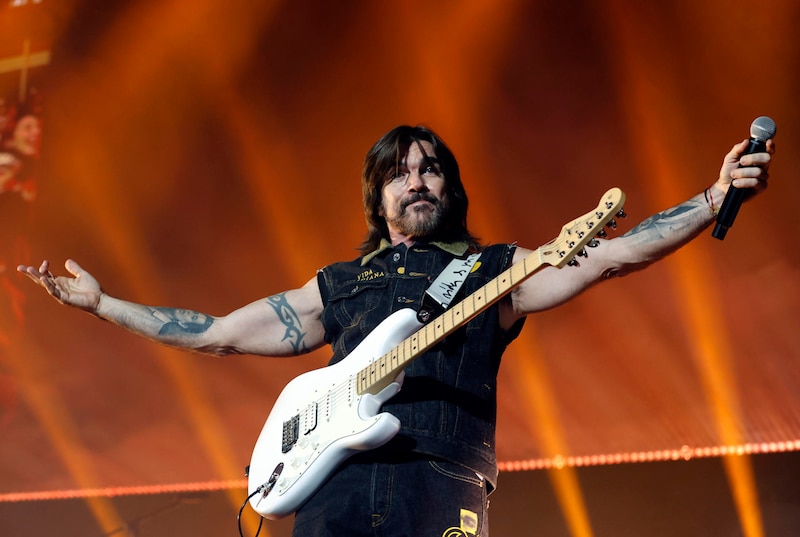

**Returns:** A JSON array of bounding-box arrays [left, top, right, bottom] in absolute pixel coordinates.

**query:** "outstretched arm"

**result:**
[[17, 259, 326, 357], [501, 137, 774, 326]]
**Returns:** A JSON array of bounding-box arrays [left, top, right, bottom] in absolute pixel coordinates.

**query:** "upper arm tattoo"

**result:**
[[266, 293, 309, 355]]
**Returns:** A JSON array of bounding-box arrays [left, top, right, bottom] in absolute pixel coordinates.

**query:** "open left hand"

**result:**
[[17, 259, 103, 313]]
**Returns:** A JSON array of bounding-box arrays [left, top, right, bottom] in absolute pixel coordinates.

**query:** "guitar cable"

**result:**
[[237, 489, 264, 537]]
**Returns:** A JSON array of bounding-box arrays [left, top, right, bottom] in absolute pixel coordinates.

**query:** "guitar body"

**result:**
[[246, 187, 626, 520], [247, 308, 423, 519]]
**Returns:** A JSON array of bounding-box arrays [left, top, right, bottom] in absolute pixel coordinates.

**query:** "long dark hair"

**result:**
[[359, 125, 482, 254]]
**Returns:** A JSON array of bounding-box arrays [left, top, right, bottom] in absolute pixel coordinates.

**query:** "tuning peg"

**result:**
[[587, 238, 600, 248], [606, 218, 617, 230], [616, 209, 627, 219], [596, 229, 607, 238], [567, 258, 580, 267], [577, 247, 588, 257]]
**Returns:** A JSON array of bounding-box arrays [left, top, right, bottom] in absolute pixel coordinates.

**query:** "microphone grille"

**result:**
[[750, 116, 777, 142]]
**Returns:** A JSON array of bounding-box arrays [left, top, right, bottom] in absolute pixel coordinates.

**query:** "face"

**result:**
[[13, 115, 41, 157], [380, 140, 449, 243]]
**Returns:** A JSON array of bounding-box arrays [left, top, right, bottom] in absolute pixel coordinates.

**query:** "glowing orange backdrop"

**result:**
[[1, 1, 799, 536]]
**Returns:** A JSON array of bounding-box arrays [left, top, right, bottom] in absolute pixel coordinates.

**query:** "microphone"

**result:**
[[712, 116, 777, 240]]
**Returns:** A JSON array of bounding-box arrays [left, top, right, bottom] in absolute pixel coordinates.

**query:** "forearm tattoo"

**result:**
[[151, 307, 214, 336], [622, 197, 706, 243], [266, 293, 309, 355]]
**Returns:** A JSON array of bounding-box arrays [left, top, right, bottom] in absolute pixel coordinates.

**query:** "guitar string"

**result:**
[[299, 193, 622, 424], [297, 218, 595, 427], [300, 248, 544, 428], [302, 262, 527, 430], [290, 204, 619, 441]]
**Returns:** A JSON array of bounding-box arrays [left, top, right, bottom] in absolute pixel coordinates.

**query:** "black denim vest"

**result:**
[[317, 242, 524, 487]]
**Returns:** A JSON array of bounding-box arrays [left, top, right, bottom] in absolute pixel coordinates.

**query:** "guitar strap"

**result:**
[[417, 252, 482, 323]]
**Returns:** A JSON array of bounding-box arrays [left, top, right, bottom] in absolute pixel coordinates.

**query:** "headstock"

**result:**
[[539, 187, 627, 268]]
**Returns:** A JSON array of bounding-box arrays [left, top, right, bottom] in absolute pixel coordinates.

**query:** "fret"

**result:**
[[423, 323, 434, 349], [402, 337, 413, 365], [463, 293, 477, 318], [491, 274, 502, 302], [368, 361, 377, 383], [358, 369, 367, 392], [410, 334, 419, 357], [440, 309, 451, 334], [452, 305, 464, 323], [432, 318, 442, 340]]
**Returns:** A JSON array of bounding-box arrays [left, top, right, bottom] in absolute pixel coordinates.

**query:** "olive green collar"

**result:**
[[360, 238, 470, 266]]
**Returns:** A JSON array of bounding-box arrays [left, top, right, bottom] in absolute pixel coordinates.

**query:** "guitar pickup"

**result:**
[[302, 403, 318, 435]]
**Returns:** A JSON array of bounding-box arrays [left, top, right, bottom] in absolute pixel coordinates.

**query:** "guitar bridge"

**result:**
[[282, 415, 300, 453], [281, 403, 318, 453]]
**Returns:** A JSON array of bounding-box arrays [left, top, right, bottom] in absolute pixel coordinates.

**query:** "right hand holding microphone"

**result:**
[[711, 117, 776, 240]]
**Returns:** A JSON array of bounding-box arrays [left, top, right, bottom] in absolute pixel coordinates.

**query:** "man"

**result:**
[[18, 125, 773, 536]]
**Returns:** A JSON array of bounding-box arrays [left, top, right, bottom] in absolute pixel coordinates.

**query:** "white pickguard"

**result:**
[[247, 308, 422, 519]]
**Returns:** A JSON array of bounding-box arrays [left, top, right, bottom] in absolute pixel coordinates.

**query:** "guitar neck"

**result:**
[[355, 187, 625, 396], [355, 248, 546, 395]]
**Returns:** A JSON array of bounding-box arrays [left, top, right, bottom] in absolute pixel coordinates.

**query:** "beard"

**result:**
[[384, 192, 450, 240]]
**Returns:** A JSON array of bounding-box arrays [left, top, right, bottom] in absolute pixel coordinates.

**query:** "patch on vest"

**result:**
[[356, 268, 385, 282]]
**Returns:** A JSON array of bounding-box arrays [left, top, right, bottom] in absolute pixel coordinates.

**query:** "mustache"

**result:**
[[400, 192, 440, 212]]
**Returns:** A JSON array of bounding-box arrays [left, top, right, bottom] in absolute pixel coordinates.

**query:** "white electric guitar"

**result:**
[[247, 187, 626, 519]]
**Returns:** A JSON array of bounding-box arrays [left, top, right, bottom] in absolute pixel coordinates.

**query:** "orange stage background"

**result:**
[[1, 1, 799, 536]]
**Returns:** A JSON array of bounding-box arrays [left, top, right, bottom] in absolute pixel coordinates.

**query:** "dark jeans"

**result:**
[[291, 455, 489, 537]]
